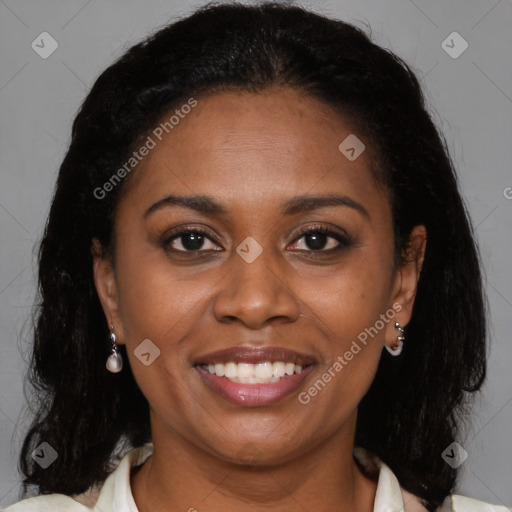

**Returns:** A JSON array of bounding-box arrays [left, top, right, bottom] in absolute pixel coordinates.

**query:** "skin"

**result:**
[[93, 88, 426, 512]]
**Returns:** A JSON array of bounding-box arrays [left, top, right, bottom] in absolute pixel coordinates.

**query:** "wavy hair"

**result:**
[[18, 3, 486, 511]]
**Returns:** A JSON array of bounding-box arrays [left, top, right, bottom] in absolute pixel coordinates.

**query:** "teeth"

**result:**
[[285, 362, 295, 376], [201, 361, 308, 383], [238, 363, 253, 379], [255, 362, 273, 379], [224, 362, 237, 378], [273, 362, 286, 378]]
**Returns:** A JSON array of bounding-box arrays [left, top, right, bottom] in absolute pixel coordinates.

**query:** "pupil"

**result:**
[[183, 233, 204, 250], [306, 232, 327, 250], [180, 232, 328, 251]]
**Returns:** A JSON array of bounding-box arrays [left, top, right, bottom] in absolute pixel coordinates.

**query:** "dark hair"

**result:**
[[18, 3, 486, 510]]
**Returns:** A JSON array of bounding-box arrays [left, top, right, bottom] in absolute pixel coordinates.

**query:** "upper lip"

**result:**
[[194, 346, 316, 366]]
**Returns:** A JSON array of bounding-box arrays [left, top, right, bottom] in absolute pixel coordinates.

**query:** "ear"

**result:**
[[384, 225, 427, 350], [91, 238, 125, 345]]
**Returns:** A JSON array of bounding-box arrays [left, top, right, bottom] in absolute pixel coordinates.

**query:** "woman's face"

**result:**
[[94, 88, 424, 464]]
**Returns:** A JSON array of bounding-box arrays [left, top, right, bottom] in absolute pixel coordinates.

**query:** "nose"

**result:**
[[212, 246, 301, 330]]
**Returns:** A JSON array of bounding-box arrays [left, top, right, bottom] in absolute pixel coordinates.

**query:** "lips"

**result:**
[[193, 345, 316, 407], [194, 345, 316, 366], [195, 363, 315, 407]]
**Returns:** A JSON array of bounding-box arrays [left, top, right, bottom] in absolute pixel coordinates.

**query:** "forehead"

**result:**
[[118, 88, 388, 221]]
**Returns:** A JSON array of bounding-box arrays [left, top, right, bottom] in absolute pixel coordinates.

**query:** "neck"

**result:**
[[131, 412, 377, 512]]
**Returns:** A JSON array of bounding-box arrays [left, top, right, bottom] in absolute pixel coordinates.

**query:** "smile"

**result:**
[[195, 362, 315, 407], [199, 361, 309, 384]]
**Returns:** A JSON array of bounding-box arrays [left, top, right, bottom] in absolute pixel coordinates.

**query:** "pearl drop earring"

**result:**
[[106, 324, 123, 373]]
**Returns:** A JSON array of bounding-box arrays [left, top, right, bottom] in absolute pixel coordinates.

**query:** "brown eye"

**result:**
[[162, 228, 221, 252], [289, 226, 352, 252]]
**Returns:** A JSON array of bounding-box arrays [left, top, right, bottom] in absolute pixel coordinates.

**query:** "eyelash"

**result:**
[[161, 224, 352, 255]]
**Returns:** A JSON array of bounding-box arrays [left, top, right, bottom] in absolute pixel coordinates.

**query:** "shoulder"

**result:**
[[2, 442, 153, 512], [439, 494, 511, 512], [401, 480, 510, 511], [353, 446, 510, 512], [402, 486, 511, 512], [1, 493, 92, 511], [1, 483, 102, 512]]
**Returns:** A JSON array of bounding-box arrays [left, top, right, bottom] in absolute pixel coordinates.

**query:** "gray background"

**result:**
[[1, 0, 511, 508]]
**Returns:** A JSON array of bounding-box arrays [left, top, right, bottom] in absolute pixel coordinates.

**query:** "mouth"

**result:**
[[196, 361, 312, 384], [193, 346, 316, 407]]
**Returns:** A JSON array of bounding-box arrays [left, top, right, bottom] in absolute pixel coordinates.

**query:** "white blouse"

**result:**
[[2, 443, 509, 512]]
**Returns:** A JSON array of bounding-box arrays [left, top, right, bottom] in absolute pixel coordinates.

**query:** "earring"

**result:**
[[385, 322, 405, 356], [106, 324, 123, 373]]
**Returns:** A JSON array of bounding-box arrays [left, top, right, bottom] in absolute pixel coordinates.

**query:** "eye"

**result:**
[[161, 224, 352, 255], [288, 225, 352, 252], [162, 227, 221, 253]]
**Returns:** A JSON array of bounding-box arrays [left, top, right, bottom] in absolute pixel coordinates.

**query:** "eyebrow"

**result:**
[[144, 193, 370, 219]]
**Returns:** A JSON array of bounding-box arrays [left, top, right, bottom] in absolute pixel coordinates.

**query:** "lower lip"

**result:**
[[195, 365, 315, 407]]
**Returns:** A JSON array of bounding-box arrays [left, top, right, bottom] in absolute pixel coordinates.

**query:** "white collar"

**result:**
[[74, 442, 508, 512]]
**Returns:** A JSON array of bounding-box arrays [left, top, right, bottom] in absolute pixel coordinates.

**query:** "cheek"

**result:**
[[113, 249, 203, 411], [316, 250, 393, 336], [303, 248, 393, 404], [113, 234, 214, 342]]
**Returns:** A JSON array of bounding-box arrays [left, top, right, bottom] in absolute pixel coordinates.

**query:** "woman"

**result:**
[[3, 3, 509, 512]]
